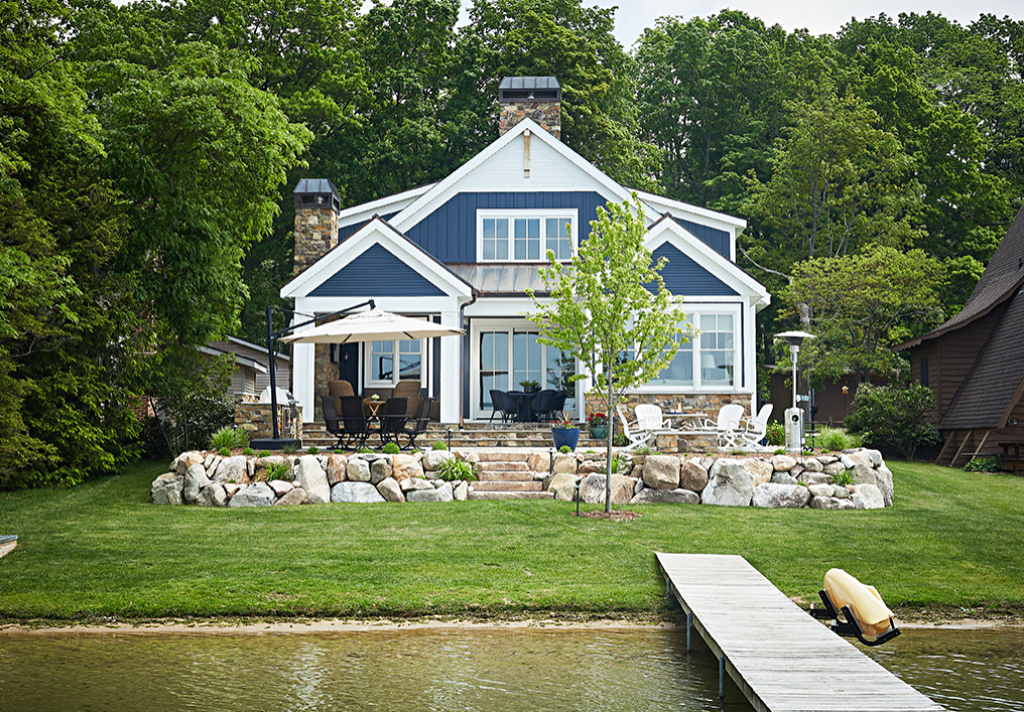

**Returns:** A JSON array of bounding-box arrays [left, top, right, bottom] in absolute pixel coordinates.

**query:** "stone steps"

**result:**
[[468, 490, 553, 501], [471, 480, 544, 492]]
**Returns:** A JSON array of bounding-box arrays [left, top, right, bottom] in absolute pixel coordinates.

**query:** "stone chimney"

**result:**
[[293, 178, 341, 276], [498, 76, 561, 139]]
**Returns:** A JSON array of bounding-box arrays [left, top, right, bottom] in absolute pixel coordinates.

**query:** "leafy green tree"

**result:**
[[528, 196, 686, 512], [781, 246, 944, 384], [845, 382, 940, 459]]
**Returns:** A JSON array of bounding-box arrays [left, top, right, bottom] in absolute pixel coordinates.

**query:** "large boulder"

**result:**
[[212, 455, 249, 485], [822, 461, 846, 477], [850, 463, 893, 507], [630, 488, 700, 505], [679, 458, 710, 492], [453, 481, 469, 501], [295, 455, 331, 504], [642, 455, 680, 489], [183, 464, 210, 504], [407, 482, 454, 503], [274, 487, 308, 506], [175, 451, 205, 476], [752, 483, 811, 509], [376, 478, 405, 503], [802, 458, 824, 473], [151, 473, 184, 505], [196, 482, 228, 507], [577, 474, 635, 505], [228, 482, 276, 507], [267, 479, 294, 497], [325, 454, 347, 485], [347, 457, 371, 483], [547, 472, 578, 502], [552, 453, 577, 474], [703, 459, 754, 507], [390, 455, 421, 483], [527, 451, 550, 474], [331, 481, 386, 503], [810, 496, 855, 510], [742, 459, 773, 487], [851, 484, 885, 510], [370, 458, 393, 485], [421, 450, 453, 471], [770, 454, 797, 472]]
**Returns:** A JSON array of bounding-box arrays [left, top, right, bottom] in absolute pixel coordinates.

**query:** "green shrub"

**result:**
[[613, 432, 628, 447], [818, 426, 856, 452], [845, 382, 940, 459], [431, 441, 448, 451], [217, 446, 231, 456], [256, 450, 270, 458], [964, 457, 1001, 472], [765, 420, 785, 447], [208, 426, 249, 451], [242, 447, 255, 456], [382, 442, 400, 454], [281, 445, 298, 455], [357, 447, 373, 454], [436, 456, 477, 482], [307, 446, 319, 454], [266, 461, 294, 482], [773, 448, 786, 455], [558, 445, 572, 453], [634, 446, 653, 455], [831, 470, 854, 487]]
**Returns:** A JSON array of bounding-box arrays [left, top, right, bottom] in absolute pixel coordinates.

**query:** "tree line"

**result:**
[[2, 0, 1022, 486]]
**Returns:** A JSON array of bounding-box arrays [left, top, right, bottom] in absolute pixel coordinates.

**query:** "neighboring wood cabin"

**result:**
[[204, 336, 291, 397], [895, 202, 1024, 467]]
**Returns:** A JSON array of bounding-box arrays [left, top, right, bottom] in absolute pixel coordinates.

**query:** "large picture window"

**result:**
[[478, 210, 576, 262], [646, 310, 738, 390]]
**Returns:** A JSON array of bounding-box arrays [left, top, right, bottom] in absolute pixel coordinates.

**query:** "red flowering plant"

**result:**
[[587, 412, 608, 428], [551, 419, 579, 429]]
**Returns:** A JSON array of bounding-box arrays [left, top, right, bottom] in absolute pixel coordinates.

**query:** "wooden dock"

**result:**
[[0, 535, 17, 559], [657, 553, 944, 712]]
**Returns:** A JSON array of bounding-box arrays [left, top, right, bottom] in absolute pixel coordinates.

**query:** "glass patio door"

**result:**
[[479, 331, 509, 410]]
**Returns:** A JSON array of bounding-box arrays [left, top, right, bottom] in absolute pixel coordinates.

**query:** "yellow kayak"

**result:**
[[823, 568, 895, 638]]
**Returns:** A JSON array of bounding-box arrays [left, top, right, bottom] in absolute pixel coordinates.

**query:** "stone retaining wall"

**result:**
[[152, 448, 893, 511], [234, 395, 302, 441]]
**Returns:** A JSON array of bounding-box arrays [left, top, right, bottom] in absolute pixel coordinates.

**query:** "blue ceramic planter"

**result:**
[[551, 427, 580, 451]]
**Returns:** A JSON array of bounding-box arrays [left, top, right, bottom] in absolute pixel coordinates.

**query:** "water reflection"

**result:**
[[0, 627, 1020, 712]]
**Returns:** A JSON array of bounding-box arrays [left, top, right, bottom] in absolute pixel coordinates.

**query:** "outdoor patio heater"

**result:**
[[774, 330, 815, 452]]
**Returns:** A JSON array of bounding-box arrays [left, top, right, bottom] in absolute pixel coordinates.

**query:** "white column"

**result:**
[[439, 308, 461, 423], [744, 300, 757, 416], [294, 342, 316, 423]]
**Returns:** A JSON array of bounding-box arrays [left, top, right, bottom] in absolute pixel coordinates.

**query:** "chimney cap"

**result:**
[[294, 178, 341, 212], [499, 76, 561, 103]]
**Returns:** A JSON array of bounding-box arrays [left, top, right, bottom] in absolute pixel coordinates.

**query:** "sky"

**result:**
[[583, 0, 1022, 47]]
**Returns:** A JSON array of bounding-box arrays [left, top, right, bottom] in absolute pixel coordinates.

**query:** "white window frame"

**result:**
[[476, 209, 578, 263], [362, 319, 431, 389], [635, 303, 743, 393]]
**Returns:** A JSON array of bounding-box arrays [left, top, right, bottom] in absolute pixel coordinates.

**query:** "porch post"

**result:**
[[440, 308, 461, 423]]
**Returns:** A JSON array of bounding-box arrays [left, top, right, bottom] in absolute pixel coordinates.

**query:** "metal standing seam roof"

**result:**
[[448, 264, 551, 295]]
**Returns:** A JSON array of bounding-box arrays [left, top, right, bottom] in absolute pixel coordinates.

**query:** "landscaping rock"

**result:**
[[822, 461, 846, 477], [331, 481, 385, 503], [407, 482, 453, 503], [274, 487, 308, 506], [453, 481, 469, 501], [577, 473, 634, 505], [552, 453, 577, 474], [875, 465, 894, 506], [151, 473, 184, 505], [643, 455, 680, 489], [752, 483, 811, 508], [770, 454, 797, 472], [268, 480, 293, 497], [347, 457, 371, 483], [630, 488, 700, 505], [203, 453, 217, 469], [293, 455, 330, 504], [376, 478, 405, 503], [679, 458, 710, 492], [175, 451, 204, 476], [228, 483, 275, 507], [547, 473, 578, 502], [802, 458, 824, 472], [183, 464, 210, 505], [222, 482, 241, 498], [807, 484, 834, 498], [578, 458, 605, 475], [421, 450, 452, 471], [851, 484, 885, 510], [742, 459, 773, 487], [391, 455, 421, 483], [326, 454, 347, 485], [771, 471, 798, 486], [866, 449, 883, 467], [798, 471, 832, 486], [809, 495, 853, 510], [703, 459, 754, 506], [370, 458, 392, 485], [213, 455, 249, 485], [527, 452, 550, 473], [196, 482, 227, 507], [403, 477, 434, 492], [832, 485, 851, 499]]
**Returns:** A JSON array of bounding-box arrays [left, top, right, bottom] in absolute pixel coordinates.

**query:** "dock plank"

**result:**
[[657, 553, 944, 712]]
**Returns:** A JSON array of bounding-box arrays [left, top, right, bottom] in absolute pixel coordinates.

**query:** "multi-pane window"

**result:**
[[649, 327, 694, 387], [369, 340, 394, 382], [478, 211, 575, 262], [645, 312, 737, 389], [366, 320, 426, 387]]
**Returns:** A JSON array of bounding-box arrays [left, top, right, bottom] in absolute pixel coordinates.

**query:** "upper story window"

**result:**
[[477, 209, 577, 262]]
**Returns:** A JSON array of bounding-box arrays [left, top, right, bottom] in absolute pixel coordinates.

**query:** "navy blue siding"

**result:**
[[310, 244, 446, 297], [337, 211, 399, 243], [652, 244, 738, 296], [405, 192, 608, 262], [674, 217, 730, 258]]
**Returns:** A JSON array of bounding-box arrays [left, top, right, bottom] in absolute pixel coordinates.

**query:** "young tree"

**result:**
[[528, 196, 687, 512]]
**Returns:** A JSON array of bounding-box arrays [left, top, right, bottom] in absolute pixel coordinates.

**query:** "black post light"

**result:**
[[253, 299, 375, 450]]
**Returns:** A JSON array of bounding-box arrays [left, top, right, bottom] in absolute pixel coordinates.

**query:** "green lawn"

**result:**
[[0, 459, 1021, 622]]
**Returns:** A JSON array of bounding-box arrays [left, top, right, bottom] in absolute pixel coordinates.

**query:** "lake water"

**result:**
[[0, 626, 1020, 711]]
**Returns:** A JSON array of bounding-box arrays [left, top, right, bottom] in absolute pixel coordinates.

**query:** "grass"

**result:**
[[0, 459, 1021, 622]]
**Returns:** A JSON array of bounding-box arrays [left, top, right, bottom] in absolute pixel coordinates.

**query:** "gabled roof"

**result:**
[[336, 183, 435, 234], [896, 201, 1024, 351], [389, 118, 658, 233], [282, 216, 473, 300]]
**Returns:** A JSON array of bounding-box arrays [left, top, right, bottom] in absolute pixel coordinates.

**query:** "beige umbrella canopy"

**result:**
[[280, 307, 463, 344]]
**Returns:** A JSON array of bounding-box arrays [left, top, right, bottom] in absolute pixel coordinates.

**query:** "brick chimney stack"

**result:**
[[292, 178, 341, 276], [498, 76, 561, 139]]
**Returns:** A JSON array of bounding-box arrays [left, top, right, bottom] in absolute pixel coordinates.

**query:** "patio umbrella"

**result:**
[[280, 307, 463, 344]]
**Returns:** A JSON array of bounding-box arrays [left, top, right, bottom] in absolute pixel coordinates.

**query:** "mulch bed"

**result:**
[[575, 510, 642, 522]]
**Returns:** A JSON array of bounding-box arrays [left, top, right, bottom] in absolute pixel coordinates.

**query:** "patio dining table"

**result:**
[[505, 391, 539, 422]]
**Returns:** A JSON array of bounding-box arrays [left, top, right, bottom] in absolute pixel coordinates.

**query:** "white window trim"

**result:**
[[476, 209, 578, 263], [361, 317, 432, 390], [633, 303, 743, 393]]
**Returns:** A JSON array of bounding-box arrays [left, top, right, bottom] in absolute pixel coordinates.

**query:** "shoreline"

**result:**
[[2, 611, 1022, 636]]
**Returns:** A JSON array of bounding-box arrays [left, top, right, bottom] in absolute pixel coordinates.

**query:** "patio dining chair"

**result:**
[[339, 395, 370, 449], [399, 397, 434, 450], [533, 389, 559, 422], [379, 397, 409, 446], [488, 389, 514, 423], [321, 395, 346, 449]]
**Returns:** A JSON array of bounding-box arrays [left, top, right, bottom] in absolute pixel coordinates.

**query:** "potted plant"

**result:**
[[588, 411, 609, 440], [519, 379, 540, 393], [550, 419, 580, 451]]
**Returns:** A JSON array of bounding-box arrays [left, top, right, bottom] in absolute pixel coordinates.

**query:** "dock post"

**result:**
[[718, 657, 725, 699], [686, 613, 692, 652]]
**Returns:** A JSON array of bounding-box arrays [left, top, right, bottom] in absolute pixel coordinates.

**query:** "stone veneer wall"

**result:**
[[234, 394, 302, 441], [312, 343, 334, 420], [585, 393, 752, 422], [499, 101, 561, 138], [293, 205, 338, 276]]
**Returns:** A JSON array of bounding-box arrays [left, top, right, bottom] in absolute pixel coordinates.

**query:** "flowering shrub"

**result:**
[[588, 412, 608, 428]]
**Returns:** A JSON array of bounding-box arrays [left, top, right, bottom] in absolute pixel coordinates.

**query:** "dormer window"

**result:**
[[477, 209, 576, 262]]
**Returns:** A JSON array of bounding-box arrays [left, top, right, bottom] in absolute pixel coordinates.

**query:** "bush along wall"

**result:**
[[151, 448, 893, 510]]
